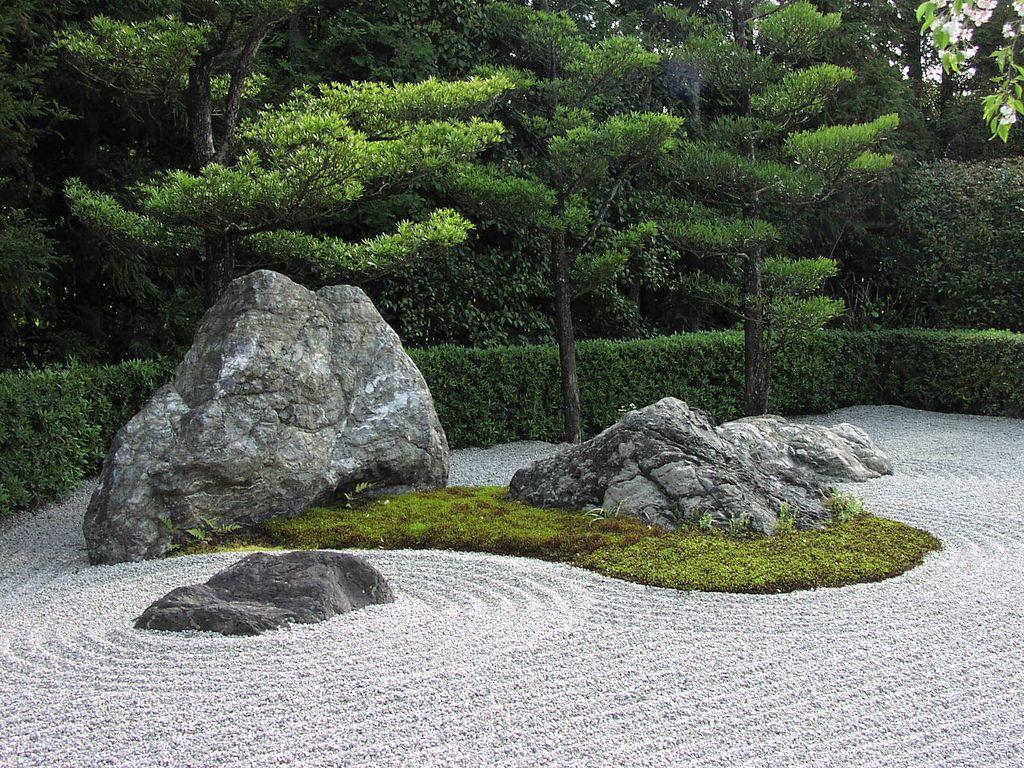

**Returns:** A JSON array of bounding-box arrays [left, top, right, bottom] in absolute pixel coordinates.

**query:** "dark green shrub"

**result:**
[[0, 358, 177, 518], [883, 160, 1024, 331]]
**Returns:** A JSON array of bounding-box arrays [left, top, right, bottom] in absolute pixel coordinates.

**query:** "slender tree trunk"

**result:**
[[538, 10, 580, 442], [215, 22, 270, 164], [903, 15, 924, 92], [552, 230, 582, 443], [288, 12, 306, 71], [938, 66, 956, 115], [204, 234, 235, 307], [734, 1, 769, 415], [743, 249, 768, 414], [185, 52, 216, 170]]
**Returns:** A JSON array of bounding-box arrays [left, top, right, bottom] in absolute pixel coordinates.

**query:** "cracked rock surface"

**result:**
[[509, 398, 890, 533], [135, 551, 395, 636], [85, 270, 449, 565]]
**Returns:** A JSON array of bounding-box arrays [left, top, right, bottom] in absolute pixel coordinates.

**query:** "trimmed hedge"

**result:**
[[0, 359, 177, 519], [414, 329, 1024, 446], [2, 329, 1022, 519]]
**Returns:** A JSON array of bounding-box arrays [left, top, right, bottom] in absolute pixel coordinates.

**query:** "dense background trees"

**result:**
[[1, 0, 1022, 378]]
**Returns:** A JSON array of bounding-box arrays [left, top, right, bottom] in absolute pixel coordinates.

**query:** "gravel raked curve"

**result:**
[[1, 406, 1023, 768]]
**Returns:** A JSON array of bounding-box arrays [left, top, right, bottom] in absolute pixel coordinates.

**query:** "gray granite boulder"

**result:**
[[509, 398, 891, 534], [85, 270, 449, 565], [135, 551, 394, 636], [718, 415, 892, 483]]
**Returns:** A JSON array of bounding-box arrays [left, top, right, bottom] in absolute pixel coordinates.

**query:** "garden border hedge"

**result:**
[[0, 359, 177, 519], [2, 329, 1021, 519], [414, 329, 1024, 446]]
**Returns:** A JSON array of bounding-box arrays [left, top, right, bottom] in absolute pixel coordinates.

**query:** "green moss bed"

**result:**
[[191, 487, 941, 594]]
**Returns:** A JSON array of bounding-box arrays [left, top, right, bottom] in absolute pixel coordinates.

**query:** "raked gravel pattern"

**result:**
[[1, 406, 1023, 768]]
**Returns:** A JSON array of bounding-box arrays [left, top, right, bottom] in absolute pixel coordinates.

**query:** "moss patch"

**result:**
[[202, 487, 941, 594]]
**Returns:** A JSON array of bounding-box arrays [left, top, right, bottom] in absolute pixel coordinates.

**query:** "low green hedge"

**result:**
[[414, 329, 1024, 446], [2, 329, 1021, 519], [0, 359, 177, 519], [874, 330, 1024, 416]]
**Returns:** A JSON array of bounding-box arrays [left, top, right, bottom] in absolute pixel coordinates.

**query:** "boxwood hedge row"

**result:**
[[2, 329, 1021, 519], [0, 358, 177, 519]]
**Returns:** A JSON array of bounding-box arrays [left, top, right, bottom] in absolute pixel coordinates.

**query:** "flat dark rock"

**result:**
[[135, 551, 395, 636]]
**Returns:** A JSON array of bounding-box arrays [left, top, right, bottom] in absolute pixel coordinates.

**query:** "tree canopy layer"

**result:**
[[0, 0, 1020, 370]]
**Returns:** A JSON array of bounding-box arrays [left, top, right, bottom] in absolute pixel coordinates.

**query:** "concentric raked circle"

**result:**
[[1, 407, 1023, 767]]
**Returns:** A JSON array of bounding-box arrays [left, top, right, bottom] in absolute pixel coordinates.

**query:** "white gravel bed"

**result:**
[[446, 439, 560, 486], [1, 405, 1023, 767]]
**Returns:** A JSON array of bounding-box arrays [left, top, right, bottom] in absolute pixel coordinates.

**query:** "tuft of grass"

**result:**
[[203, 486, 940, 594]]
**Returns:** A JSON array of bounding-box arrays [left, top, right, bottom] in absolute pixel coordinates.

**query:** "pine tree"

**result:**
[[449, 1, 681, 442], [658, 1, 898, 414], [64, 74, 511, 303], [58, 3, 511, 303]]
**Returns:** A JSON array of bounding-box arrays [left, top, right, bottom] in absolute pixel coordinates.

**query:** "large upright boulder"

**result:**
[[509, 398, 890, 534], [85, 270, 449, 564]]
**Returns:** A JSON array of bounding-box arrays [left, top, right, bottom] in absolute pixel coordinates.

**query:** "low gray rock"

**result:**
[[85, 270, 449, 565], [509, 398, 891, 534], [718, 415, 892, 483], [135, 551, 394, 636]]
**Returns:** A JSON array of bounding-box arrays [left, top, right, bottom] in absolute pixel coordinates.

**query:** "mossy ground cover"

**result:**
[[195, 487, 941, 594]]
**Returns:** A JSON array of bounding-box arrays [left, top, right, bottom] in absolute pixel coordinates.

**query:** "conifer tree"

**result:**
[[59, 4, 511, 303], [451, 1, 681, 442], [659, 1, 898, 414]]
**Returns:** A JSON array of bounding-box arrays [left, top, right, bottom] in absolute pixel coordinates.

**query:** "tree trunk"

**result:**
[[734, 1, 768, 416], [743, 249, 768, 415], [903, 17, 924, 91], [215, 23, 270, 165], [552, 230, 582, 443], [288, 12, 307, 71], [204, 233, 235, 306], [184, 48, 216, 171]]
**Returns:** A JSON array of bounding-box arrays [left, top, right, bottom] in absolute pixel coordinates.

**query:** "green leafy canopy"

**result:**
[[67, 75, 514, 276]]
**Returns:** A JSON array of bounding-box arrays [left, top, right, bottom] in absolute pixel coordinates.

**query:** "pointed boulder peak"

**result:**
[[85, 270, 449, 565]]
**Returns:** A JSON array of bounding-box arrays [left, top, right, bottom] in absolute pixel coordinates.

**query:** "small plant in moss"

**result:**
[[697, 511, 715, 533], [200, 486, 941, 594], [175, 516, 244, 553], [777, 503, 797, 535], [824, 491, 868, 524], [727, 510, 752, 537]]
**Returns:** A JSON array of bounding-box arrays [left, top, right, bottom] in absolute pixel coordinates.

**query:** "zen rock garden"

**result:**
[[9, 2, 1024, 760], [74, 269, 900, 636]]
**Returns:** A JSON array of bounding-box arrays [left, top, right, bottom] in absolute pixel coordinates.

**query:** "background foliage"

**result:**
[[881, 159, 1024, 331], [0, 0, 1022, 368]]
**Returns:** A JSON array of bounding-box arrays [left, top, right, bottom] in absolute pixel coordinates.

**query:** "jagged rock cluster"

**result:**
[[509, 398, 891, 534]]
